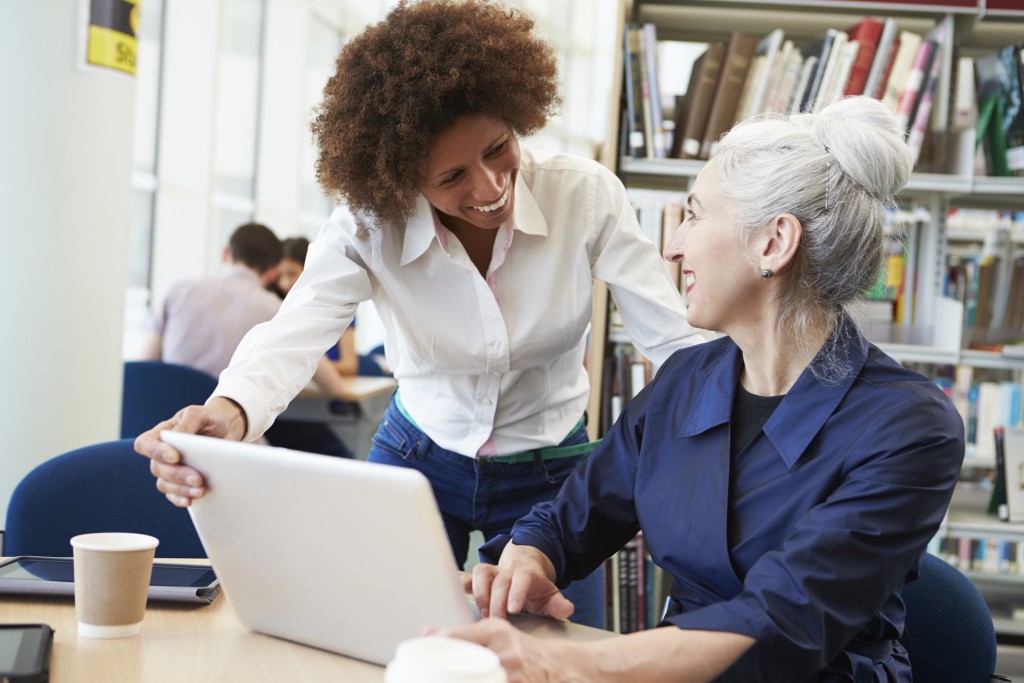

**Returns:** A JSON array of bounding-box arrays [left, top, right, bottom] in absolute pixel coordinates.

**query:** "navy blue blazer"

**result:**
[[483, 317, 964, 681]]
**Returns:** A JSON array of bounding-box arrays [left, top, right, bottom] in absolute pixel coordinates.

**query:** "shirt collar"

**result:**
[[225, 264, 262, 284], [678, 313, 870, 469], [400, 194, 440, 266], [399, 171, 547, 266]]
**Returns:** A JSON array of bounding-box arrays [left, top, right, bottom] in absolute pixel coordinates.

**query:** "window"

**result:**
[[129, 0, 165, 290], [298, 16, 344, 237], [210, 0, 266, 269]]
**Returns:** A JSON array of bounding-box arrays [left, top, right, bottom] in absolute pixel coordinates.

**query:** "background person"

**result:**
[[272, 236, 364, 378], [139, 222, 283, 379], [447, 96, 965, 681], [135, 0, 702, 628], [272, 237, 310, 299]]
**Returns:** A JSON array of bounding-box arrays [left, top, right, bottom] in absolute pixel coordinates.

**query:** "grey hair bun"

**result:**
[[808, 97, 913, 201]]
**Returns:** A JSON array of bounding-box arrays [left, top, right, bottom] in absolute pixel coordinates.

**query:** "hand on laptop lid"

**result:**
[[135, 397, 248, 507]]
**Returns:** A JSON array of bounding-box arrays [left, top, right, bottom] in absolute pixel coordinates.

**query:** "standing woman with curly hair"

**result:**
[[135, 0, 701, 628]]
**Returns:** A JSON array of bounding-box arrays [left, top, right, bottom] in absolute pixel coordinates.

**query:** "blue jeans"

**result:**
[[368, 397, 606, 629]]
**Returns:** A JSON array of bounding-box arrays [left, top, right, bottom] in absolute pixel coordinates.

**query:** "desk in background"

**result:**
[[0, 558, 613, 683], [284, 376, 397, 458]]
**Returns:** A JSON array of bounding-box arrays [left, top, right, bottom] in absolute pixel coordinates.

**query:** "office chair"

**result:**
[[121, 361, 219, 439], [899, 552, 999, 683], [4, 439, 206, 558], [357, 353, 387, 377]]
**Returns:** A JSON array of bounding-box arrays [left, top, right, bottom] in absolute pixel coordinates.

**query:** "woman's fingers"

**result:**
[[471, 563, 500, 618]]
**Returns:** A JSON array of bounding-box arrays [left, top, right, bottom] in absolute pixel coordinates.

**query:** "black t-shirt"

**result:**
[[730, 382, 784, 457]]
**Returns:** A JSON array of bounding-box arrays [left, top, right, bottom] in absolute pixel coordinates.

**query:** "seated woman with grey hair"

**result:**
[[441, 96, 965, 682]]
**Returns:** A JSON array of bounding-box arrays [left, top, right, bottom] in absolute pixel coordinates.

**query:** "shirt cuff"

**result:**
[[478, 534, 511, 565], [208, 375, 281, 441], [662, 599, 760, 640], [509, 527, 570, 587]]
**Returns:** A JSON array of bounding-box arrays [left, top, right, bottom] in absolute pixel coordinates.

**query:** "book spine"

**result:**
[[623, 25, 646, 158], [813, 32, 848, 113], [641, 24, 666, 159], [992, 427, 1009, 520], [789, 56, 817, 114], [680, 44, 724, 159], [826, 40, 860, 108], [635, 533, 647, 632], [953, 56, 976, 130], [844, 19, 883, 97], [702, 33, 756, 158], [771, 50, 803, 114], [907, 51, 943, 165], [896, 39, 936, 133], [863, 18, 897, 99], [800, 30, 836, 112], [882, 31, 923, 112], [873, 34, 902, 103]]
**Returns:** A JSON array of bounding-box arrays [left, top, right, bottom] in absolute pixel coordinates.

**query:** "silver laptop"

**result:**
[[159, 430, 476, 665]]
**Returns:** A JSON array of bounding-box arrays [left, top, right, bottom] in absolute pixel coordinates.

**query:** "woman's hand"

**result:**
[[134, 397, 247, 507], [437, 618, 580, 683], [471, 542, 574, 620]]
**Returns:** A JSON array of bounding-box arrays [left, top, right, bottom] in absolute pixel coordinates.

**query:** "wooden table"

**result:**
[[0, 561, 613, 682], [298, 375, 397, 403], [286, 376, 397, 458]]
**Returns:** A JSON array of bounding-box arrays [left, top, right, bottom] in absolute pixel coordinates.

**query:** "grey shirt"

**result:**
[[150, 266, 281, 379]]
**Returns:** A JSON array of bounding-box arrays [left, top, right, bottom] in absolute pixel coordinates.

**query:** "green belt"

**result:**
[[476, 436, 600, 465], [395, 391, 597, 465]]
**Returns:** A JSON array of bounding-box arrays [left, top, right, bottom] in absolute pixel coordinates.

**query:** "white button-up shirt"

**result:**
[[214, 147, 701, 456]]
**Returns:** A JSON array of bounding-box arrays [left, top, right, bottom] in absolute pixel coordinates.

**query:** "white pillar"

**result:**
[[0, 5, 135, 515]]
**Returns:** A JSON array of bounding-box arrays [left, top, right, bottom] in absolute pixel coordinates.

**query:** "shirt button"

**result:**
[[493, 341, 502, 350]]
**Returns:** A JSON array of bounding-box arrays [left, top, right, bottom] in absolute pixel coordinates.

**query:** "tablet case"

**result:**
[[0, 556, 220, 605]]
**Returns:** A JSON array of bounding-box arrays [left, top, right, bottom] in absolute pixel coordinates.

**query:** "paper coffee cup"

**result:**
[[71, 532, 159, 638], [384, 636, 508, 683]]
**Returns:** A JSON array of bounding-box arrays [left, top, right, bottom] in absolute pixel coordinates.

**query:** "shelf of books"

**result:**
[[600, 0, 1024, 635], [608, 0, 1024, 430]]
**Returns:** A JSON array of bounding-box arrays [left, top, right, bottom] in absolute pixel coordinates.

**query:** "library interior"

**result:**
[[3, 0, 1024, 680]]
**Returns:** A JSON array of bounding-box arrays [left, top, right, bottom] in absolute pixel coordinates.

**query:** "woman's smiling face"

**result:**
[[663, 159, 765, 335], [417, 115, 521, 233]]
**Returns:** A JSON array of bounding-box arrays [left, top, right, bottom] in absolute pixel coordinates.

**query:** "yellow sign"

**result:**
[[86, 0, 140, 76]]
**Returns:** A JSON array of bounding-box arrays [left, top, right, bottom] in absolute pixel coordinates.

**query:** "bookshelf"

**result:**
[[602, 0, 1024, 640]]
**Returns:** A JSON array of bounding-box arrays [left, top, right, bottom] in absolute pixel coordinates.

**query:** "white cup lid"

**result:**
[[70, 532, 160, 552], [385, 637, 507, 683]]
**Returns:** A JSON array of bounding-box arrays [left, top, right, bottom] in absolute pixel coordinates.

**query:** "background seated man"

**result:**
[[140, 222, 283, 378]]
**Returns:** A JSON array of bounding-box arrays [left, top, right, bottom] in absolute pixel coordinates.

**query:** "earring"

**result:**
[[760, 269, 774, 279]]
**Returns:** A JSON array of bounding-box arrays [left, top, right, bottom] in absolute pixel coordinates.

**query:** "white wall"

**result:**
[[1, 4, 135, 516]]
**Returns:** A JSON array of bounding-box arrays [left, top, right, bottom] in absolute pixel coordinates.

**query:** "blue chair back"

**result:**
[[899, 552, 997, 683], [4, 439, 205, 558], [121, 361, 219, 439], [357, 354, 387, 377]]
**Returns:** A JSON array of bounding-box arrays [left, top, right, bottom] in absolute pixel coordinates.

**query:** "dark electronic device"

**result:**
[[0, 624, 53, 683]]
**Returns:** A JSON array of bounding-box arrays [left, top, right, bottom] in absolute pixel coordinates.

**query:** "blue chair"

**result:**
[[357, 354, 388, 377], [121, 361, 219, 439], [4, 439, 205, 558], [899, 552, 999, 683]]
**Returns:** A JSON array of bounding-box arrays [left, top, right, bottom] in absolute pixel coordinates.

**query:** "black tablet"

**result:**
[[0, 556, 220, 604]]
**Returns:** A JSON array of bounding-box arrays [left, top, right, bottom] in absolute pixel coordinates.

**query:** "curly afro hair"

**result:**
[[311, 0, 560, 224]]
